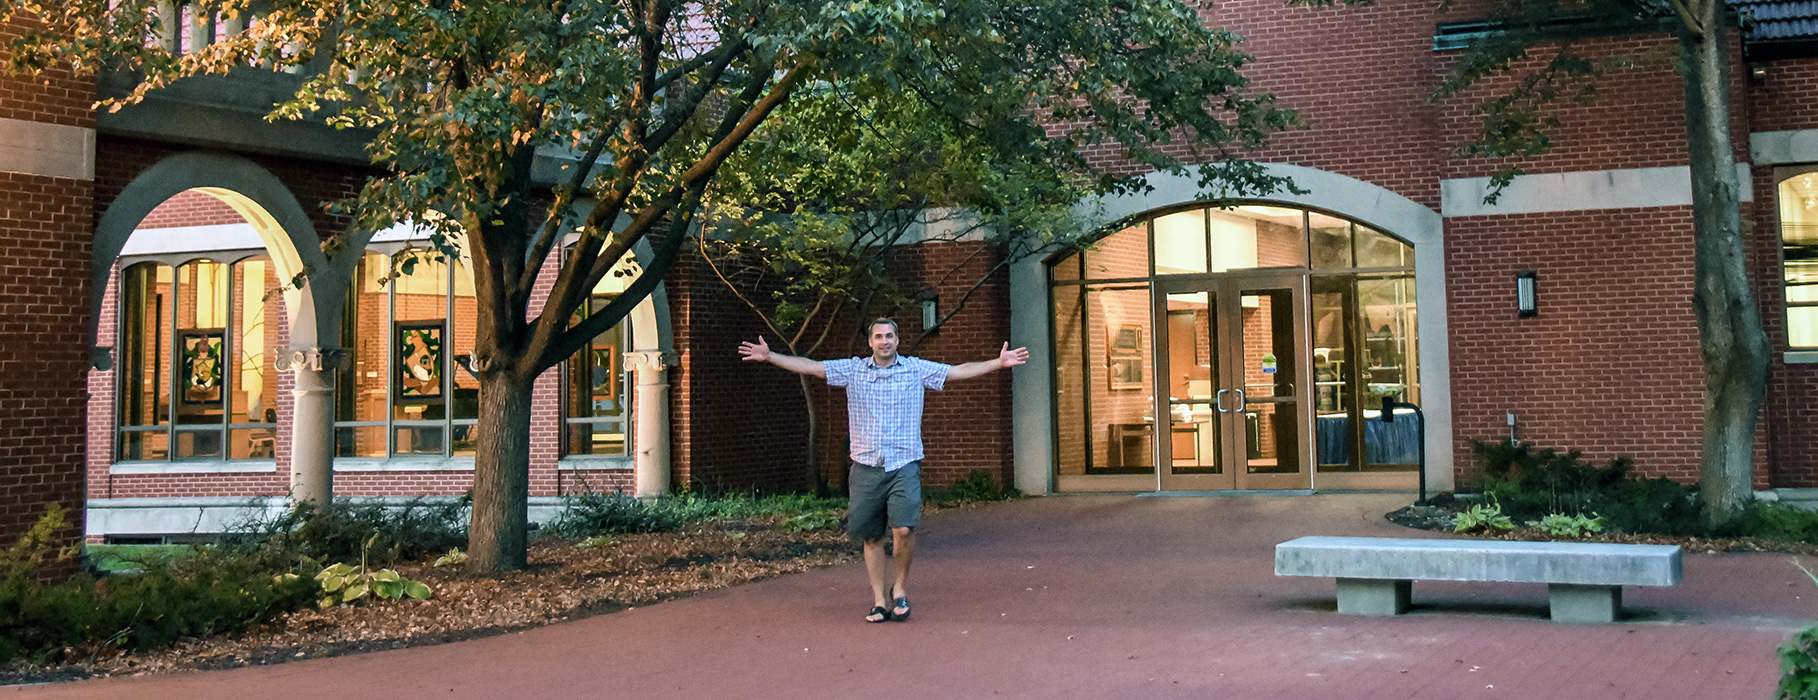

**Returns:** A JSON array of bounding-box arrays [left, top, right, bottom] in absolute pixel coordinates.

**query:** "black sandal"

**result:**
[[865, 606, 891, 623], [890, 597, 910, 622]]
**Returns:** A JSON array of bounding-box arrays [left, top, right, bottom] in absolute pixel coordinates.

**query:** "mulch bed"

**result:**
[[0, 516, 861, 686]]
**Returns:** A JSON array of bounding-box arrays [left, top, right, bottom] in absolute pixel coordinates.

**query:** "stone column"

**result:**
[[276, 347, 347, 505], [623, 350, 674, 500]]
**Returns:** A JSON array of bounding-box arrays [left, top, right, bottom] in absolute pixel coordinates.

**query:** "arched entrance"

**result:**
[[1050, 203, 1419, 492], [1007, 165, 1452, 495]]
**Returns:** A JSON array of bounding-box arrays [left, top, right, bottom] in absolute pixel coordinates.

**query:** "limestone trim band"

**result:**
[[0, 117, 95, 181], [1440, 164, 1755, 218]]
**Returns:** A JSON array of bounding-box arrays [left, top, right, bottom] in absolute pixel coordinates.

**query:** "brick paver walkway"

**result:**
[[8, 494, 1811, 699]]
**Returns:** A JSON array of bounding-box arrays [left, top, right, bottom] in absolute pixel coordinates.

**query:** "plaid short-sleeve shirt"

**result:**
[[824, 355, 951, 471]]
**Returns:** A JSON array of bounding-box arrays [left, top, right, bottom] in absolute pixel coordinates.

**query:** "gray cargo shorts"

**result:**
[[847, 461, 921, 541]]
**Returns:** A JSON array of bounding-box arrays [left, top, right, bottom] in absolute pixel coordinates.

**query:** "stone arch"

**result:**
[[1012, 164, 1455, 493], [92, 151, 339, 362]]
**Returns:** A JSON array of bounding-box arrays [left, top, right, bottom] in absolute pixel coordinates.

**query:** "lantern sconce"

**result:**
[[1516, 270, 1538, 318]]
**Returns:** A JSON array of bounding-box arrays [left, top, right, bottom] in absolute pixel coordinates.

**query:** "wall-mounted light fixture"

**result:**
[[922, 295, 940, 331], [1516, 270, 1538, 318]]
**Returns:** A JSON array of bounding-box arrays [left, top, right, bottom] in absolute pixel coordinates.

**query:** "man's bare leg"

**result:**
[[890, 526, 914, 618], [863, 536, 891, 620]]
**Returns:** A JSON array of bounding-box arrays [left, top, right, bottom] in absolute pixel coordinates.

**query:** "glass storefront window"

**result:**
[[1066, 285, 1155, 474], [335, 247, 479, 459], [1309, 212, 1352, 269], [1153, 210, 1208, 275], [116, 256, 279, 462], [1049, 202, 1419, 483], [1779, 172, 1818, 349], [563, 245, 636, 457], [1218, 205, 1306, 270], [1083, 223, 1149, 280]]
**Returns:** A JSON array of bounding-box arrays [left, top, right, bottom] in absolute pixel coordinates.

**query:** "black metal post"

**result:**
[[1380, 396, 1427, 506]]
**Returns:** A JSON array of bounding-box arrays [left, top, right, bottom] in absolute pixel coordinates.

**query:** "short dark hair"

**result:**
[[867, 318, 900, 336]]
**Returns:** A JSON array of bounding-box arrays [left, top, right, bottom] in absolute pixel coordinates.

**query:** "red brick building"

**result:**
[[6, 2, 1818, 544]]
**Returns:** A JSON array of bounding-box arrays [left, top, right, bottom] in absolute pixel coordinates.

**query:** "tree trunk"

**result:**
[[466, 369, 535, 572], [798, 373, 827, 496], [1680, 14, 1772, 526]]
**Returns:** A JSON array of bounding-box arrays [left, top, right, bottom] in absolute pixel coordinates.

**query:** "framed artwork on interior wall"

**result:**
[[180, 330, 226, 406], [1108, 324, 1144, 390], [396, 320, 445, 402]]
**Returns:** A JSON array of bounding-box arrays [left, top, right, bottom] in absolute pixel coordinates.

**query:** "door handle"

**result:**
[[1234, 388, 1246, 410], [1215, 389, 1230, 414]]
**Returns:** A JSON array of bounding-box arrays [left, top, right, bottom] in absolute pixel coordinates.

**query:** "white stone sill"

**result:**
[[111, 460, 277, 474], [332, 457, 474, 472], [558, 456, 634, 471]]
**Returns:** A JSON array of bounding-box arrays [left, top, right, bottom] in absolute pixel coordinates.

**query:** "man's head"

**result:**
[[867, 318, 900, 364]]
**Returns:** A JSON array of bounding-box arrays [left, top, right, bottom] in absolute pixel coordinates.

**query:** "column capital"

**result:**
[[276, 347, 351, 373], [623, 350, 676, 371]]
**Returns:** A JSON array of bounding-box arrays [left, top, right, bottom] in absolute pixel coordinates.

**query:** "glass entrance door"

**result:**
[[1156, 273, 1311, 490]]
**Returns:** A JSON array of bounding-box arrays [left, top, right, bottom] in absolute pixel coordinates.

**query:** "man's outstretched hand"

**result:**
[[999, 342, 1029, 368], [739, 336, 772, 363]]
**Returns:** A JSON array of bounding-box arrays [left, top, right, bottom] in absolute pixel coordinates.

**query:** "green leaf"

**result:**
[[344, 583, 370, 602], [404, 580, 433, 600]]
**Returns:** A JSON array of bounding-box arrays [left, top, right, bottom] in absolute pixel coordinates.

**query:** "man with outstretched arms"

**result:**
[[738, 318, 1028, 623]]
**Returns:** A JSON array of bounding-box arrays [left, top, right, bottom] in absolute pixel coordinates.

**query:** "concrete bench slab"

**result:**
[[1275, 536, 1683, 623]]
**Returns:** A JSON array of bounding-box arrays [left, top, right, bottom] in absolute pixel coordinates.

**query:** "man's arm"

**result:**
[[738, 336, 828, 378], [945, 342, 1029, 382]]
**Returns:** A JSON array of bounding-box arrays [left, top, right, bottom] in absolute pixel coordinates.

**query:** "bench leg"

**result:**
[[1335, 578, 1410, 615], [1549, 584, 1621, 623]]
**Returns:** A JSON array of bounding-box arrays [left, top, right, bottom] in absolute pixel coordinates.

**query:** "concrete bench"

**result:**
[[1274, 536, 1682, 623]]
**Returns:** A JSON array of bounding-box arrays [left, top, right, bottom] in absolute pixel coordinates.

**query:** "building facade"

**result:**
[[5, 2, 1818, 545]]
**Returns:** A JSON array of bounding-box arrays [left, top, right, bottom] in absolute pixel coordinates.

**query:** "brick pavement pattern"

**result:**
[[6, 494, 1809, 699]]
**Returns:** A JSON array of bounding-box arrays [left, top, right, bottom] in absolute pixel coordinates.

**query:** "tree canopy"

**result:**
[[5, 0, 1302, 569]]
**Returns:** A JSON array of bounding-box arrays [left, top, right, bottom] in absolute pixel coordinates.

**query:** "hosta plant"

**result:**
[[1451, 503, 1515, 534], [315, 533, 432, 607]]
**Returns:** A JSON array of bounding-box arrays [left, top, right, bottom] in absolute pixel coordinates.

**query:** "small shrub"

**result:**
[[545, 486, 846, 538], [545, 491, 686, 537], [1779, 625, 1818, 700], [0, 506, 318, 664], [1778, 560, 1818, 700], [1451, 502, 1514, 533], [927, 471, 1019, 505], [219, 497, 468, 570], [1528, 512, 1606, 538], [1468, 440, 1703, 535], [1734, 502, 1818, 544], [432, 548, 467, 567]]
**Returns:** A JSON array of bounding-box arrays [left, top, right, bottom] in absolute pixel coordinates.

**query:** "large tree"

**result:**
[[6, 0, 1298, 570], [1416, 0, 1770, 524]]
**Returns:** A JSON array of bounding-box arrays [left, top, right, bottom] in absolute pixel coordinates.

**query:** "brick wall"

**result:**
[[0, 169, 92, 551], [0, 16, 95, 557], [135, 189, 246, 229], [0, 18, 93, 129], [1443, 207, 1711, 481], [1746, 54, 1818, 485], [666, 247, 815, 493]]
